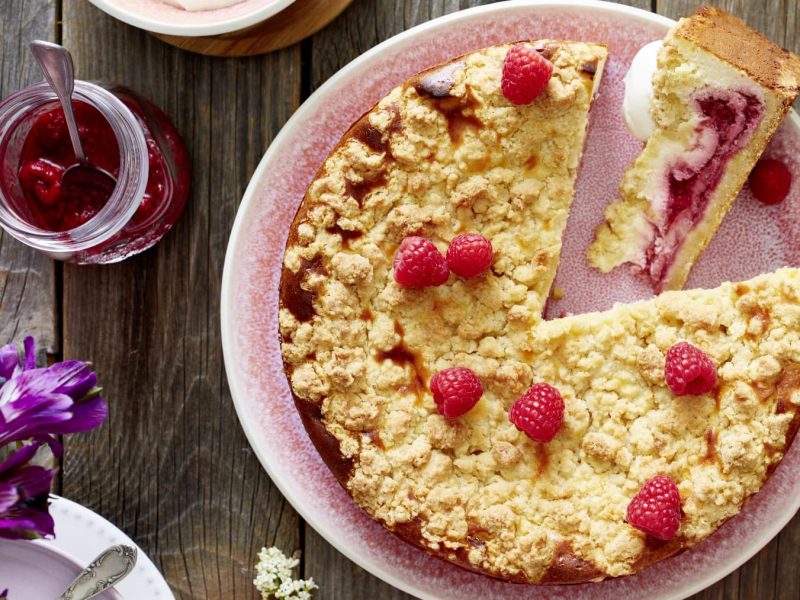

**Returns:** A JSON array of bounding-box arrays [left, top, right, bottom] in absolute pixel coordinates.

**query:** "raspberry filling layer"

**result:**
[[644, 89, 764, 289]]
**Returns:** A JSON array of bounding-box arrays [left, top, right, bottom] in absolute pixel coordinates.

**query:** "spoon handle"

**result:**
[[29, 40, 87, 163], [57, 545, 138, 600]]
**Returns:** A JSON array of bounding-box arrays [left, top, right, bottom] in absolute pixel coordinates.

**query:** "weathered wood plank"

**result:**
[[59, 3, 302, 598], [0, 0, 58, 361], [656, 2, 800, 599]]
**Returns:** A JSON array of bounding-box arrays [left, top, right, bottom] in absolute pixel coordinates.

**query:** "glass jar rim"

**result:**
[[0, 81, 149, 253]]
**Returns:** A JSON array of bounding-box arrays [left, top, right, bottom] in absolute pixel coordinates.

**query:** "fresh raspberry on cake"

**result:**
[[393, 236, 449, 288], [508, 383, 564, 443], [627, 475, 682, 541], [749, 158, 792, 205], [502, 44, 554, 105], [665, 341, 717, 396], [446, 233, 493, 278], [430, 367, 483, 419]]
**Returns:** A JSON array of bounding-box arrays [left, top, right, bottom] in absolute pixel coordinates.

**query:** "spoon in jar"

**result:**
[[29, 41, 117, 203]]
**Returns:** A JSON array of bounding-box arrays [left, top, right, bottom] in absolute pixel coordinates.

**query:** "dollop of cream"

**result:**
[[163, 0, 244, 10], [623, 41, 662, 142]]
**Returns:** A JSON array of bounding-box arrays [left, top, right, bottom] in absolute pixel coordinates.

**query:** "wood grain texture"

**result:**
[[59, 2, 301, 598], [0, 0, 795, 598], [0, 0, 58, 362], [153, 0, 354, 57]]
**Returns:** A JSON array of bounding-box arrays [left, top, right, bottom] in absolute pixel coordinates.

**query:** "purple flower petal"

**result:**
[[50, 362, 97, 400], [0, 360, 107, 445], [0, 508, 55, 540], [0, 459, 54, 540], [22, 336, 35, 371], [1, 363, 89, 401], [0, 441, 48, 473], [0, 482, 16, 513], [0, 344, 18, 380]]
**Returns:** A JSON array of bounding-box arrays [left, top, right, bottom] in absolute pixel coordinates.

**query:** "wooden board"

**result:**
[[153, 0, 353, 57], [0, 0, 58, 366], [59, 1, 302, 598]]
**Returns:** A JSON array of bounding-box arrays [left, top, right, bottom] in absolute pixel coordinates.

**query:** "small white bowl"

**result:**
[[88, 0, 296, 37]]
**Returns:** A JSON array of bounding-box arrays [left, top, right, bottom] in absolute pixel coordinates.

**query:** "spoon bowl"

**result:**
[[61, 164, 118, 206], [29, 40, 118, 202]]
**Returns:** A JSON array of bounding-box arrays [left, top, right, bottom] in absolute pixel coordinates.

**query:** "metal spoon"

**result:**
[[29, 41, 117, 201], [57, 544, 138, 600]]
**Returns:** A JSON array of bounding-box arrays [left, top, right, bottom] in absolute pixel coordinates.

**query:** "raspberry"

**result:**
[[430, 367, 483, 419], [508, 383, 564, 443], [18, 159, 64, 206], [446, 233, 493, 278], [749, 158, 792, 205], [665, 341, 717, 396], [626, 475, 682, 541], [501, 44, 554, 105], [393, 236, 449, 288]]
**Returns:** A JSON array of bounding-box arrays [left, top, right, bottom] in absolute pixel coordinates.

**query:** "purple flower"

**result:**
[[0, 340, 107, 448], [0, 442, 54, 540], [0, 336, 35, 383], [0, 344, 18, 381], [0, 336, 107, 541]]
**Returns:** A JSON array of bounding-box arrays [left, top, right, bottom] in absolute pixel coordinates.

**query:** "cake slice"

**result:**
[[280, 40, 608, 345], [589, 8, 800, 292]]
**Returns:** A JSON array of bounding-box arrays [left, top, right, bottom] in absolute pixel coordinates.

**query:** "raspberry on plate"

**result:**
[[393, 236, 449, 288], [430, 367, 483, 419], [446, 233, 493, 278], [508, 383, 564, 443], [749, 158, 792, 205], [665, 341, 717, 396], [626, 475, 682, 541], [501, 44, 554, 105]]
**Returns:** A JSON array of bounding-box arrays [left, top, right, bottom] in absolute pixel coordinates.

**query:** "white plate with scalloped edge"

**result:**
[[24, 496, 174, 599]]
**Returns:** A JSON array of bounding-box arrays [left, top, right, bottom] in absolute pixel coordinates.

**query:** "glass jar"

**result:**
[[0, 81, 190, 264]]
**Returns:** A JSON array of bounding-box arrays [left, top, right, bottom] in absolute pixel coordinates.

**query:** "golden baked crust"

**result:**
[[280, 40, 609, 584], [278, 38, 800, 585], [674, 7, 800, 100]]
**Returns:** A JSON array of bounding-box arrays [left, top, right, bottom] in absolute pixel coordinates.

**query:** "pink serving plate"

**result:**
[[221, 1, 800, 598]]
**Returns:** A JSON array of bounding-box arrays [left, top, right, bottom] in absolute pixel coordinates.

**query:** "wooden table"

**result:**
[[0, 1, 797, 598]]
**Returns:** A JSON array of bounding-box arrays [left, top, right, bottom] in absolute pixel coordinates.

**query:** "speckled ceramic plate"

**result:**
[[220, 1, 800, 598]]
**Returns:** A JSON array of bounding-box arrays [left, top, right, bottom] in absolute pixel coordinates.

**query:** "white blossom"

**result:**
[[254, 547, 317, 600]]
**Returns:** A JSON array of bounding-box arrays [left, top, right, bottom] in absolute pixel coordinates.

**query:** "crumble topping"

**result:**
[[279, 38, 800, 584]]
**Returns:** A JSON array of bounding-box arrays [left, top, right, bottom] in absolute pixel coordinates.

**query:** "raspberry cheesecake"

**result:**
[[278, 37, 800, 584], [589, 8, 800, 292]]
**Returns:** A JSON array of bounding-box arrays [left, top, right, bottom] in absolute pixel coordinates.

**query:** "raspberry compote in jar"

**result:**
[[0, 81, 189, 264]]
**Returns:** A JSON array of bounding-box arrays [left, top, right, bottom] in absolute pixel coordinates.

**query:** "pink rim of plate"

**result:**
[[221, 1, 800, 598], [87, 0, 296, 37]]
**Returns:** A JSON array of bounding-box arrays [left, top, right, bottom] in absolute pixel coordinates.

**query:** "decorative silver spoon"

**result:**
[[57, 545, 138, 600], [29, 40, 117, 202]]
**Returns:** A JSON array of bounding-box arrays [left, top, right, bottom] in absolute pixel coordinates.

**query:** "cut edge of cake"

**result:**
[[279, 40, 611, 585], [588, 7, 800, 293]]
